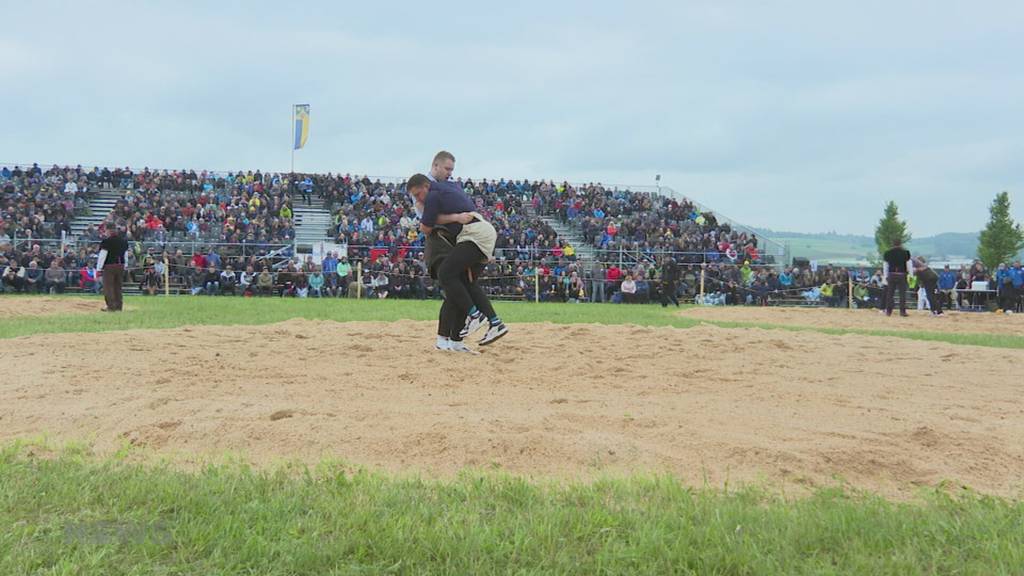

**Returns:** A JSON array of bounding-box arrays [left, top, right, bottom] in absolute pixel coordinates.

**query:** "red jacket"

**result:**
[[79, 267, 96, 287]]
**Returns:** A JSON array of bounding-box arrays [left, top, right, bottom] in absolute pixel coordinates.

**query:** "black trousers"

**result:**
[[435, 245, 496, 341], [921, 278, 943, 314], [884, 273, 908, 315], [437, 282, 496, 338], [102, 264, 124, 311], [660, 280, 679, 307], [438, 242, 486, 316]]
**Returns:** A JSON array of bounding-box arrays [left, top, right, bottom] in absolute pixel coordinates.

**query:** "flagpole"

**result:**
[[290, 104, 295, 175]]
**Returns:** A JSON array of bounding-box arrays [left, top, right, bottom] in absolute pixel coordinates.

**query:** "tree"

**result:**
[[977, 191, 1024, 270], [874, 201, 911, 257]]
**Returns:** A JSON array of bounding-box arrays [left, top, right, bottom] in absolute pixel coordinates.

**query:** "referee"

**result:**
[[660, 256, 680, 307], [96, 223, 129, 312], [882, 238, 912, 317]]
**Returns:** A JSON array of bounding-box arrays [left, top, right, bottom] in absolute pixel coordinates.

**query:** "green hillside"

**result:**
[[754, 230, 984, 264]]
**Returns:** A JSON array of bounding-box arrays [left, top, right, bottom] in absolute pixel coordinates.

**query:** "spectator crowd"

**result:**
[[77, 167, 299, 245], [5, 163, 1021, 311], [1, 163, 90, 243]]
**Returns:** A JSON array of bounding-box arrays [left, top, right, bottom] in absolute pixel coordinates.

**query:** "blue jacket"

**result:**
[[938, 270, 957, 290], [995, 269, 1012, 289], [1010, 267, 1024, 289]]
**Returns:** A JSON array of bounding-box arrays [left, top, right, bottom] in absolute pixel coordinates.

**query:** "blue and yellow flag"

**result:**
[[293, 104, 310, 150]]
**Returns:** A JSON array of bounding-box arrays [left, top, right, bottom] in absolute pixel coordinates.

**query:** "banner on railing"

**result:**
[[312, 241, 347, 261]]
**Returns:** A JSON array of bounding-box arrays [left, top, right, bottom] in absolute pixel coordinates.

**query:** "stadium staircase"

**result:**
[[69, 188, 123, 239], [292, 196, 334, 253], [538, 215, 597, 263]]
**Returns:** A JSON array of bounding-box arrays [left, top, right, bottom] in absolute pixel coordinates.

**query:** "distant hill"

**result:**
[[752, 229, 985, 264]]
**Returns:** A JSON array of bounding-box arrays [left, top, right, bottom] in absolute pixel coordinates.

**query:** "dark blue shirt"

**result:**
[[422, 180, 475, 235], [1010, 267, 1024, 289], [938, 270, 957, 290]]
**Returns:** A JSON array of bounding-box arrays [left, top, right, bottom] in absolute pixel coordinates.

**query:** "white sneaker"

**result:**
[[459, 313, 486, 339], [435, 337, 452, 351], [448, 341, 479, 354], [479, 323, 509, 346]]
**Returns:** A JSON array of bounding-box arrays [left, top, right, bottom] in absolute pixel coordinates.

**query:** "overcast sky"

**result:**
[[2, 1, 1021, 236]]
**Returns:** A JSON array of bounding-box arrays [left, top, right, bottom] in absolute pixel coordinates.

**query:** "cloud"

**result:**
[[1, 1, 1022, 236]]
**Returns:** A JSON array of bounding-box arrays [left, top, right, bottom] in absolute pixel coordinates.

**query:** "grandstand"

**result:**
[[2, 163, 780, 255], [12, 161, 970, 308]]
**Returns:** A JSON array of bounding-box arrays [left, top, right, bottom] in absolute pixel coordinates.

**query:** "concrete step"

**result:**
[[293, 202, 334, 245]]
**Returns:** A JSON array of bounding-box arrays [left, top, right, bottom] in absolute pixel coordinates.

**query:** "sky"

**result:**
[[2, 1, 1022, 236]]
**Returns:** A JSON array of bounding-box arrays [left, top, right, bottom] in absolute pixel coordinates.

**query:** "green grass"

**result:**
[[4, 299, 1024, 572], [1, 295, 1022, 349], [704, 319, 1024, 350], [3, 445, 1023, 575]]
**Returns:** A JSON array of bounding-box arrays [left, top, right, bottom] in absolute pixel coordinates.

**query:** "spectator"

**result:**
[[203, 265, 220, 295], [997, 275, 1017, 313], [239, 265, 255, 295], [220, 266, 237, 295], [3, 261, 27, 292], [185, 261, 204, 295], [24, 261, 43, 293], [321, 251, 338, 296], [309, 267, 325, 297], [256, 267, 274, 296], [1011, 261, 1024, 312], [44, 259, 67, 293], [606, 264, 623, 293], [955, 275, 970, 309], [568, 271, 585, 303], [620, 273, 637, 303], [336, 255, 352, 291], [370, 270, 388, 299], [140, 261, 161, 295], [346, 275, 361, 298], [277, 262, 297, 296], [79, 260, 100, 293], [294, 269, 309, 298], [206, 247, 222, 270], [588, 260, 606, 303], [938, 265, 958, 310]]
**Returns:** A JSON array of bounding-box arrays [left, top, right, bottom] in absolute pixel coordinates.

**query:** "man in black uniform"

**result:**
[[660, 256, 680, 307], [882, 238, 912, 317], [97, 223, 130, 312]]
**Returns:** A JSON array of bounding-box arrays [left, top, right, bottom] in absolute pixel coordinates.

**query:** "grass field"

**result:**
[[1, 295, 1023, 349], [2, 296, 1024, 574]]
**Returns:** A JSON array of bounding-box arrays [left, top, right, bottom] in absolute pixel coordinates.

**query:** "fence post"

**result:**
[[699, 267, 706, 303], [356, 261, 362, 299], [534, 267, 540, 303], [163, 255, 170, 297], [848, 274, 853, 309]]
